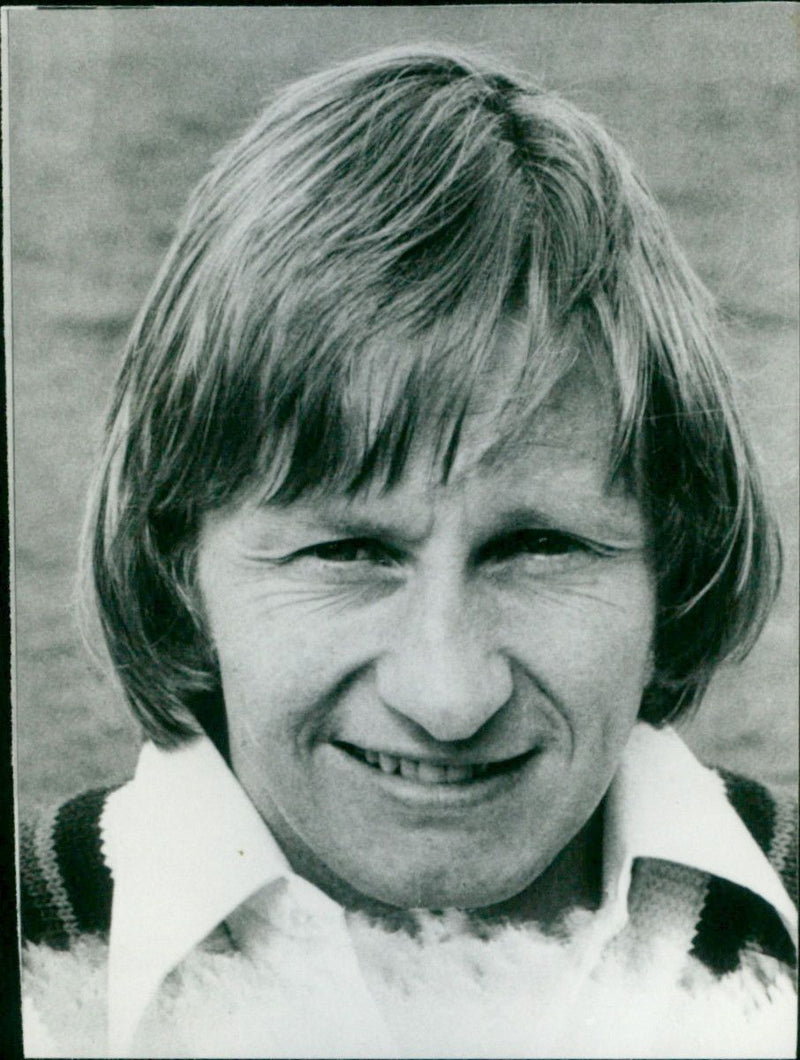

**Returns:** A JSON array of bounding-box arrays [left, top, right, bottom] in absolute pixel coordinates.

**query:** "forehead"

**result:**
[[239, 309, 621, 517], [458, 357, 614, 476], [245, 354, 633, 536], [360, 315, 615, 481], [236, 386, 642, 552], [363, 348, 638, 538], [410, 367, 627, 528]]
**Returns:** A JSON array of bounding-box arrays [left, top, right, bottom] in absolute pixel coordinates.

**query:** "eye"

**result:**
[[295, 537, 399, 567], [477, 529, 600, 565]]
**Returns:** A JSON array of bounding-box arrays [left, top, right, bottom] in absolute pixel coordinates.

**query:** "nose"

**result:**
[[375, 574, 514, 742]]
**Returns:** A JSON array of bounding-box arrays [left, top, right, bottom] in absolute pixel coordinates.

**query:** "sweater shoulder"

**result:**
[[20, 787, 118, 947], [712, 767, 797, 907], [691, 767, 797, 976]]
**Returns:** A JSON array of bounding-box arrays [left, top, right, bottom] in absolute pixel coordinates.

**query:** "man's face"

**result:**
[[197, 363, 655, 913]]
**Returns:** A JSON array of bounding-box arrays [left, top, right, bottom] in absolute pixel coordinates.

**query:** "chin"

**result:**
[[353, 863, 533, 912]]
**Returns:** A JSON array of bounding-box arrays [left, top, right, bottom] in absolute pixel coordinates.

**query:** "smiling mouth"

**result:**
[[334, 742, 537, 784]]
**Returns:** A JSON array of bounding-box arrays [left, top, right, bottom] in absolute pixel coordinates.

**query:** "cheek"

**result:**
[[210, 596, 367, 750], [507, 570, 655, 722]]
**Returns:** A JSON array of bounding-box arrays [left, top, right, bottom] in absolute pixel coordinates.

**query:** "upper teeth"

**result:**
[[363, 749, 486, 783]]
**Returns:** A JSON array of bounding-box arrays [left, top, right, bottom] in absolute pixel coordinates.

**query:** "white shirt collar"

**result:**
[[101, 723, 797, 1056], [101, 737, 297, 1054]]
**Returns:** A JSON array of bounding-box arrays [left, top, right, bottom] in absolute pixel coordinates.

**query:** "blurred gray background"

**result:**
[[8, 5, 798, 813]]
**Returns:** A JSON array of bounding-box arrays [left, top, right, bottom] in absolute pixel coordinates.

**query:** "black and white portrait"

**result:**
[[7, 6, 797, 1058]]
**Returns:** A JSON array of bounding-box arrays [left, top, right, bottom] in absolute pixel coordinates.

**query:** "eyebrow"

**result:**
[[492, 504, 647, 545], [253, 496, 646, 549], [260, 507, 435, 548]]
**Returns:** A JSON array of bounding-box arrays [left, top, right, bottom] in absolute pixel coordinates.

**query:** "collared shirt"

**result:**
[[98, 722, 797, 1057]]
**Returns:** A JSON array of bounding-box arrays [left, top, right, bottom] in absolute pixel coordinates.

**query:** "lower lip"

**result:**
[[331, 744, 540, 810]]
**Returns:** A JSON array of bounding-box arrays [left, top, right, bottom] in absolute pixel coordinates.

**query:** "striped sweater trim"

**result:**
[[771, 796, 798, 896], [689, 768, 797, 976], [20, 788, 116, 947]]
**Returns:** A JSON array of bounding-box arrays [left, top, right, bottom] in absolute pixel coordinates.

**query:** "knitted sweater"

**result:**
[[19, 743, 798, 1058]]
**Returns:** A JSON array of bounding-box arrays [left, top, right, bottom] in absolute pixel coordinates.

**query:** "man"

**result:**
[[21, 46, 796, 1057]]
